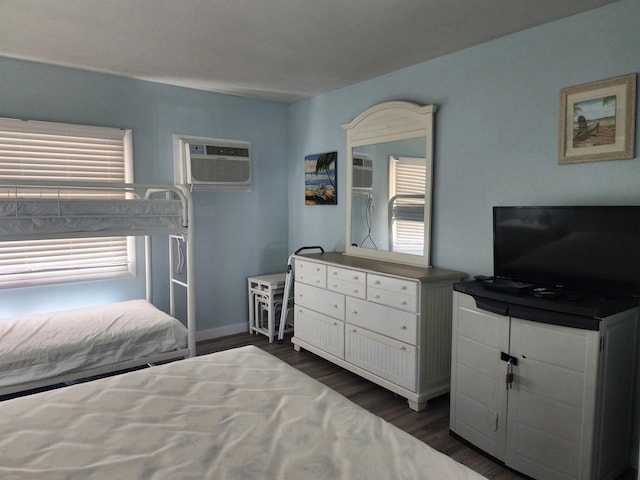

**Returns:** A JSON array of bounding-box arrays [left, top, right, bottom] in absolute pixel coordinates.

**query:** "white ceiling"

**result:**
[[0, 0, 621, 103]]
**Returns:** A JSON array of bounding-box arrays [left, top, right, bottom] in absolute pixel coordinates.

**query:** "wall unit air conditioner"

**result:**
[[174, 135, 252, 191], [352, 153, 373, 189]]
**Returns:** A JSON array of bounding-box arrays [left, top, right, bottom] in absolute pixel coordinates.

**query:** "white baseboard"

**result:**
[[196, 322, 248, 343]]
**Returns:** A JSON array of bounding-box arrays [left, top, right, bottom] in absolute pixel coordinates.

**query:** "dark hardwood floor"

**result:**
[[198, 332, 637, 480]]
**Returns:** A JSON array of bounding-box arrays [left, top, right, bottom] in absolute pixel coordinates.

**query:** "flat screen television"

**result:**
[[493, 206, 640, 297]]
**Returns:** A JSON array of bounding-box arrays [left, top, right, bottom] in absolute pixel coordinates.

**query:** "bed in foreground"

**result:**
[[0, 345, 486, 480]]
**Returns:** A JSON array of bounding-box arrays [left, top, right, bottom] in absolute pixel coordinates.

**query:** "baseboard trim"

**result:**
[[196, 322, 248, 343]]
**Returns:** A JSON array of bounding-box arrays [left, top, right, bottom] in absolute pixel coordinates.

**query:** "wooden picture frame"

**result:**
[[559, 73, 636, 164]]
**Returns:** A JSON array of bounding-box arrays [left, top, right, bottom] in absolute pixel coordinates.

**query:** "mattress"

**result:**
[[0, 345, 487, 480], [0, 299, 188, 389], [0, 198, 185, 239]]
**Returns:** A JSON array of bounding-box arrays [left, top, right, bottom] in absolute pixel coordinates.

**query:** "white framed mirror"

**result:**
[[342, 101, 436, 267]]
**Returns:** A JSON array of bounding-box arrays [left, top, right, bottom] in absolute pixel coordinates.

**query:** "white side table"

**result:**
[[248, 273, 289, 342]]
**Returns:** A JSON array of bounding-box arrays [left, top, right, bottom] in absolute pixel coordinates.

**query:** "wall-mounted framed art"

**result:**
[[559, 73, 636, 164], [304, 151, 337, 205]]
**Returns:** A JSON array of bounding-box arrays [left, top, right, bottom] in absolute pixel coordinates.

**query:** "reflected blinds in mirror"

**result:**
[[389, 156, 426, 255]]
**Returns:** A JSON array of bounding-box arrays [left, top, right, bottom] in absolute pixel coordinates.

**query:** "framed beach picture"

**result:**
[[305, 151, 337, 205], [559, 73, 636, 164]]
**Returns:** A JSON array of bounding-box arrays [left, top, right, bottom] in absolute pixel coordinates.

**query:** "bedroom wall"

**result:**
[[287, 0, 640, 276], [286, 0, 640, 467], [0, 57, 290, 336]]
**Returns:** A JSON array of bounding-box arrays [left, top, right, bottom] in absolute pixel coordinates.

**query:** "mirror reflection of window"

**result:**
[[388, 156, 426, 255]]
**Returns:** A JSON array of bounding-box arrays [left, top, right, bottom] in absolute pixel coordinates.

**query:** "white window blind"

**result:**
[[389, 156, 427, 256], [0, 117, 134, 289]]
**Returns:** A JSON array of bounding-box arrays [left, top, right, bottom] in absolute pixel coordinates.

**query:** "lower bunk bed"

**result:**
[[0, 181, 196, 397], [0, 300, 189, 397], [0, 345, 487, 480]]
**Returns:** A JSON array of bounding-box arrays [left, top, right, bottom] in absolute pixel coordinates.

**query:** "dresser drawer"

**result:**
[[295, 259, 327, 288], [294, 306, 344, 359], [368, 288, 417, 312], [295, 282, 345, 321], [346, 297, 418, 344], [367, 274, 418, 296], [327, 266, 366, 299], [345, 327, 417, 391]]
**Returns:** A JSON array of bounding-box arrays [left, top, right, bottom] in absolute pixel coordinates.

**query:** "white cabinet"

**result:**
[[450, 290, 639, 480], [292, 252, 464, 411]]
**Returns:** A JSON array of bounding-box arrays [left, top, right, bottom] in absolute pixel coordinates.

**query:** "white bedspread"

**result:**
[[0, 345, 486, 480], [0, 300, 188, 389]]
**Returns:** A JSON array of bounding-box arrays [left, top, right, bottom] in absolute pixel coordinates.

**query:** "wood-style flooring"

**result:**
[[198, 332, 637, 480]]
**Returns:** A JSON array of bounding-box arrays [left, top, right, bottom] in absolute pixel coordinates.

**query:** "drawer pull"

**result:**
[[353, 275, 359, 280], [333, 304, 338, 309], [400, 346, 407, 351], [374, 294, 380, 299], [352, 310, 358, 315], [401, 325, 407, 330], [333, 322, 338, 326], [401, 300, 407, 305], [401, 286, 407, 290], [332, 283, 338, 288], [374, 280, 381, 285], [352, 289, 359, 294]]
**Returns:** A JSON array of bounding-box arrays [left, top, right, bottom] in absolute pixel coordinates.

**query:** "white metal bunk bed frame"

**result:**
[[0, 181, 196, 397]]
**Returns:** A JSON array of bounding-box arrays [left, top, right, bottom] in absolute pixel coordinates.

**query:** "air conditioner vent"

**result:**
[[352, 153, 373, 190], [174, 135, 252, 191]]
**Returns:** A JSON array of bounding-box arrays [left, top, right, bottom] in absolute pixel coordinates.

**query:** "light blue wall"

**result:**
[[287, 0, 640, 279], [0, 58, 289, 332]]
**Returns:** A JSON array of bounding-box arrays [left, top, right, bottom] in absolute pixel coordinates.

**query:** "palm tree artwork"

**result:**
[[305, 151, 337, 205], [572, 95, 617, 147]]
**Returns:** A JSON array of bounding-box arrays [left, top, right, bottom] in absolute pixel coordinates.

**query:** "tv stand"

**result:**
[[450, 280, 639, 480], [481, 278, 535, 294]]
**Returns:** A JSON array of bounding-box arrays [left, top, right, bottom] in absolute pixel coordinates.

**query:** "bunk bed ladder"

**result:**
[[144, 232, 196, 358]]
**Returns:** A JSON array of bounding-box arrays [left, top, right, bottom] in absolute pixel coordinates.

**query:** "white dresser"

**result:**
[[291, 252, 465, 411]]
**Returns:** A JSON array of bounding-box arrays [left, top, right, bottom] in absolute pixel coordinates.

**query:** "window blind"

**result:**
[[389, 156, 427, 255], [0, 117, 134, 289]]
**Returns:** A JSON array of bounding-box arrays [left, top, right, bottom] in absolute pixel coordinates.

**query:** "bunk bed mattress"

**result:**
[[0, 198, 185, 237], [0, 299, 188, 389], [0, 345, 486, 480]]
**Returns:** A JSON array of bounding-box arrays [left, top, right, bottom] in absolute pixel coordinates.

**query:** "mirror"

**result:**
[[343, 101, 436, 267]]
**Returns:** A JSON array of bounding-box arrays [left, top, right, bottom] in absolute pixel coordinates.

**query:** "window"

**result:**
[[388, 155, 427, 255], [0, 117, 134, 289]]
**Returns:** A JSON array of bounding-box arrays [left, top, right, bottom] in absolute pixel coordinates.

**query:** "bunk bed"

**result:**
[[0, 345, 488, 479], [0, 181, 196, 397]]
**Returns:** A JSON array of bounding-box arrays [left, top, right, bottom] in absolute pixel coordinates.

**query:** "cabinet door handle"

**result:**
[[400, 345, 407, 351], [401, 300, 407, 305], [401, 325, 407, 330], [352, 289, 359, 294], [352, 310, 358, 315]]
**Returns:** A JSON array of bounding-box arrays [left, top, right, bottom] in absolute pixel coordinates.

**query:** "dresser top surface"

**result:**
[[296, 252, 466, 282]]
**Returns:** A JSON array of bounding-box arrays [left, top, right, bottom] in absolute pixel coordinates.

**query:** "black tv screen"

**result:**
[[493, 206, 640, 297]]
